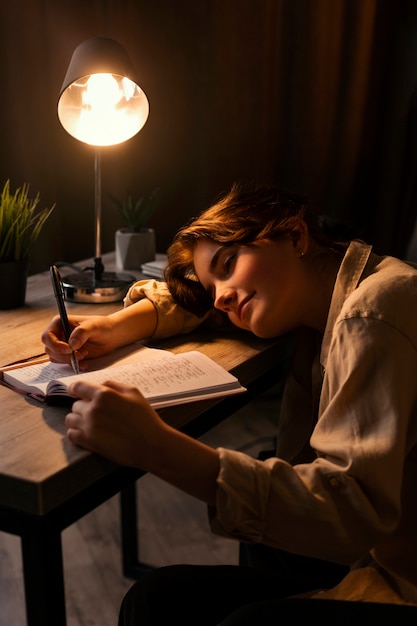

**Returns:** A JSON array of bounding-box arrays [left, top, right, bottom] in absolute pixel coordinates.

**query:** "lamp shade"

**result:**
[[57, 37, 149, 146]]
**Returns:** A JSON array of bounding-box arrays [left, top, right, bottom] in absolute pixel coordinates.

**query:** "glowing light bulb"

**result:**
[[83, 74, 121, 111]]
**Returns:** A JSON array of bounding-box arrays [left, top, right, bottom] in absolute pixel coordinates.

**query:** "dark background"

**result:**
[[2, 0, 417, 274]]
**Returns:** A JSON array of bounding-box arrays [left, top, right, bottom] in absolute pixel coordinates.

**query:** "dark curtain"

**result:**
[[1, 0, 417, 273]]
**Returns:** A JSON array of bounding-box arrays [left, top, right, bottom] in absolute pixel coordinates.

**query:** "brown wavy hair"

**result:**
[[165, 181, 350, 317]]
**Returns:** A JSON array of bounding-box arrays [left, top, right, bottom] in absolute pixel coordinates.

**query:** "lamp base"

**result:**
[[62, 270, 136, 303]]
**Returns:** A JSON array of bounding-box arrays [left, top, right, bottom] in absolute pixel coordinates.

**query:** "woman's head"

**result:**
[[165, 181, 350, 322]]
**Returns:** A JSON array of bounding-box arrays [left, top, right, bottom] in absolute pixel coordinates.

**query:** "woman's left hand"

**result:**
[[65, 379, 164, 469]]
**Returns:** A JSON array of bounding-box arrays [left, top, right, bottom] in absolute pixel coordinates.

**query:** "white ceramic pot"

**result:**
[[115, 228, 156, 270]]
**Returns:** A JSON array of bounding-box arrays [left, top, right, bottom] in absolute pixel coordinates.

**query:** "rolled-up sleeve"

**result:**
[[124, 279, 207, 339], [209, 448, 272, 543]]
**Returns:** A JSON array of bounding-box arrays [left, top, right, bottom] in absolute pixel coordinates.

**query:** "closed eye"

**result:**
[[203, 245, 239, 299], [220, 247, 238, 276], [222, 252, 236, 275]]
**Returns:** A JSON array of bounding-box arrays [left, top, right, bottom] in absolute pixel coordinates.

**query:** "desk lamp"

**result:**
[[57, 37, 149, 302]]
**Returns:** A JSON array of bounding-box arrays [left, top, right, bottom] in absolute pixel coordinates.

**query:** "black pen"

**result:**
[[49, 265, 80, 375]]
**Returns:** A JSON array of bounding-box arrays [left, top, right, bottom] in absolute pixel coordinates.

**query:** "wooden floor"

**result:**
[[0, 385, 281, 626]]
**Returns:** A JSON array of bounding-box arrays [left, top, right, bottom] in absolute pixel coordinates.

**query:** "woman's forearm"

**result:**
[[145, 421, 221, 506], [66, 378, 221, 506], [108, 298, 158, 348]]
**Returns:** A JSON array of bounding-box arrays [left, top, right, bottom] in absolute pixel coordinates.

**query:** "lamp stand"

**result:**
[[93, 148, 104, 280], [62, 148, 136, 303]]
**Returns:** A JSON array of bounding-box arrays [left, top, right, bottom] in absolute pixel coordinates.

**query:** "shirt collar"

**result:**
[[320, 240, 373, 368]]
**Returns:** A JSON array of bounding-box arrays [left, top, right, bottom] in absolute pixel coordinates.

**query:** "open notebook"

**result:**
[[0, 344, 246, 407]]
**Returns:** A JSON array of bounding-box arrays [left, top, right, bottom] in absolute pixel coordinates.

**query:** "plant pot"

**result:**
[[0, 257, 30, 309], [115, 228, 156, 270]]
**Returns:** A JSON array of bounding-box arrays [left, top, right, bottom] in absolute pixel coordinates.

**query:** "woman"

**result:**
[[42, 182, 417, 624]]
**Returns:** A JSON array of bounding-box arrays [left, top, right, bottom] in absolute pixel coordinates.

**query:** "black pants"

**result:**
[[219, 597, 417, 625], [118, 545, 350, 626], [118, 560, 417, 625]]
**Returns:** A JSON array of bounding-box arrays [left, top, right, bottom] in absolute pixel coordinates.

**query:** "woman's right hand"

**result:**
[[41, 314, 119, 367], [41, 298, 159, 368]]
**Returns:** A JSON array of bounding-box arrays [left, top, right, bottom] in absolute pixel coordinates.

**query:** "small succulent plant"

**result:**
[[111, 187, 160, 232]]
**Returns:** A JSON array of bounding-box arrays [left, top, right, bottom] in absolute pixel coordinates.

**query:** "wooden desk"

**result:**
[[0, 255, 293, 626]]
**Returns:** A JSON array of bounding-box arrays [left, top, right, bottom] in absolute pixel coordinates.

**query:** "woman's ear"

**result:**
[[290, 220, 309, 256]]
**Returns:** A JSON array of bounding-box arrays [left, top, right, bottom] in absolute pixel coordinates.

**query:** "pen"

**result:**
[[49, 265, 80, 375]]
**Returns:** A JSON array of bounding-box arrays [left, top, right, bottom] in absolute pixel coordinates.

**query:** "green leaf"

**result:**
[[110, 187, 161, 232], [0, 180, 55, 261]]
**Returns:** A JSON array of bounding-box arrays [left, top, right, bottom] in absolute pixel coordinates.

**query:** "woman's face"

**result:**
[[193, 236, 311, 338]]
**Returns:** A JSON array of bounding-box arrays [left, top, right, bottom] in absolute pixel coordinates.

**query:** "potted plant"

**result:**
[[0, 180, 55, 309], [111, 187, 160, 270]]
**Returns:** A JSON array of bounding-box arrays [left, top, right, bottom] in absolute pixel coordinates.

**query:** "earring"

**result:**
[[297, 248, 305, 258]]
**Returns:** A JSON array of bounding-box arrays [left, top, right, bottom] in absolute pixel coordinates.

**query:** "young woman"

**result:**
[[42, 182, 417, 624]]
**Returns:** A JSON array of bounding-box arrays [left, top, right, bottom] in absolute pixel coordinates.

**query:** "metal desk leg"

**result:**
[[120, 482, 154, 579], [21, 527, 66, 626]]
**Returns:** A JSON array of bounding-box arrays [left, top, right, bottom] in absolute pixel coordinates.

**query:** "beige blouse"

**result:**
[[125, 241, 417, 605]]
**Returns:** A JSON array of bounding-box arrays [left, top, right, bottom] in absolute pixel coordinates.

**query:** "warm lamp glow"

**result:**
[[58, 71, 149, 146]]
